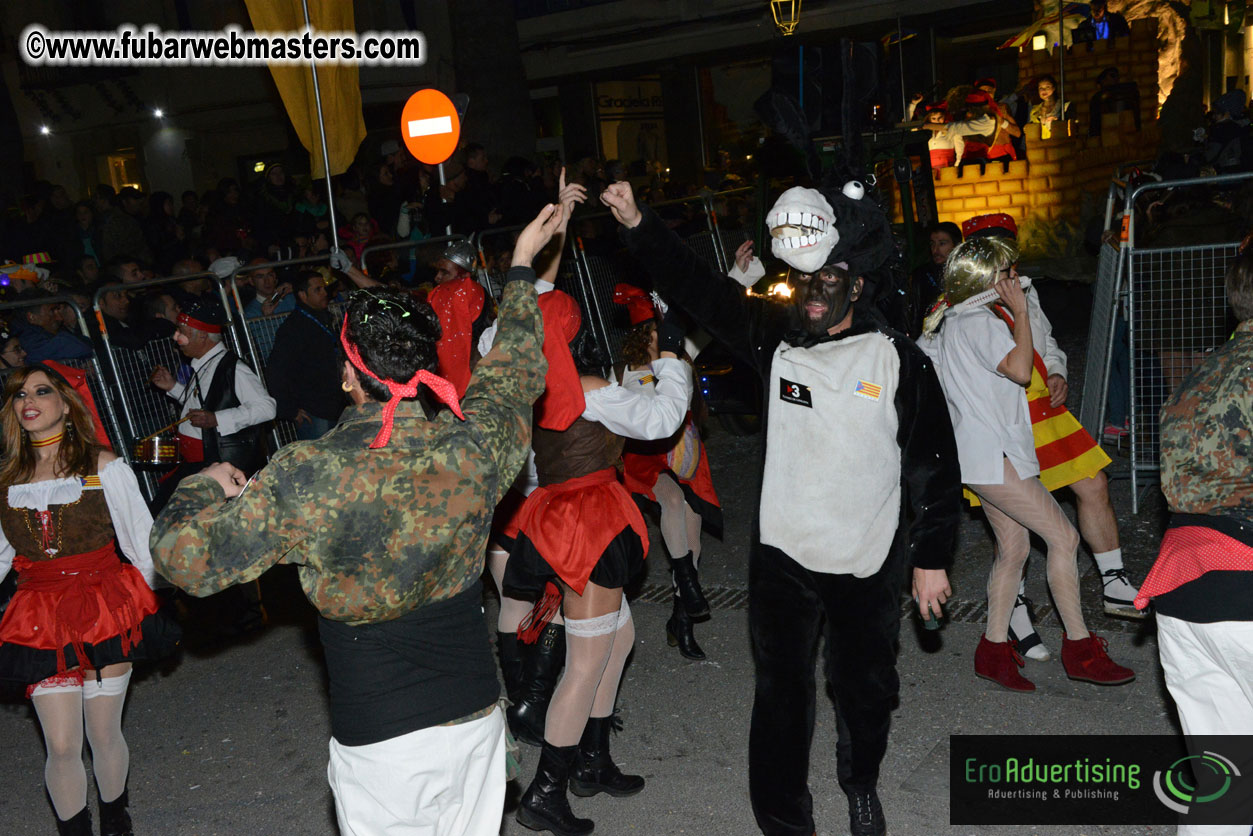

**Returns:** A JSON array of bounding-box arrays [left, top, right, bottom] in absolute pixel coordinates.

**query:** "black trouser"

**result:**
[[747, 541, 903, 836]]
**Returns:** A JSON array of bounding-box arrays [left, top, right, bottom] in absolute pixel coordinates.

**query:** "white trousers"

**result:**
[[327, 707, 506, 836], [1157, 615, 1253, 836]]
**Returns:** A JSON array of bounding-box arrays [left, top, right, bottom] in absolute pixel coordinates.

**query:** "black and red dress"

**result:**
[[0, 459, 180, 696]]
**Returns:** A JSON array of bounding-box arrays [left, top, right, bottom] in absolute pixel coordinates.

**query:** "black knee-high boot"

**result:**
[[98, 787, 134, 836], [54, 807, 91, 836], [496, 631, 525, 708], [516, 742, 594, 836], [507, 622, 566, 746], [668, 551, 709, 618], [570, 715, 645, 797], [666, 595, 706, 660]]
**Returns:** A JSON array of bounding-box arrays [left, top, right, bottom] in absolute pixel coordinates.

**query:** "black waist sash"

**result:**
[[318, 582, 499, 746]]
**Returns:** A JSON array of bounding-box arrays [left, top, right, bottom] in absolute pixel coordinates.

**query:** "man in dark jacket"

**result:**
[[266, 271, 344, 440], [603, 181, 961, 836]]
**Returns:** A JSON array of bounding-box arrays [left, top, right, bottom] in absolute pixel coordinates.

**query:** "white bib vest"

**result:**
[[759, 332, 902, 576]]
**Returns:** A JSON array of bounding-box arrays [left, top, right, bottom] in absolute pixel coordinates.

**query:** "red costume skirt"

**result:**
[[504, 468, 649, 596], [622, 441, 722, 537], [0, 544, 181, 694], [986, 142, 1017, 161]]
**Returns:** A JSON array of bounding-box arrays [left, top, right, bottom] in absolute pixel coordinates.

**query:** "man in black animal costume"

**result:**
[[602, 170, 960, 836]]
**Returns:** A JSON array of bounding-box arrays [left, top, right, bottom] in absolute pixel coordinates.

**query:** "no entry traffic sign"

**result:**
[[401, 88, 461, 165]]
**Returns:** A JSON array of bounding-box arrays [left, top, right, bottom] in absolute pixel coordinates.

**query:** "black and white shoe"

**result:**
[[1102, 568, 1147, 620], [1007, 593, 1051, 661]]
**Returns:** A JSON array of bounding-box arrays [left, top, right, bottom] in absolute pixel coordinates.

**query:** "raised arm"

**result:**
[[460, 204, 562, 486], [602, 182, 783, 372], [582, 355, 692, 440]]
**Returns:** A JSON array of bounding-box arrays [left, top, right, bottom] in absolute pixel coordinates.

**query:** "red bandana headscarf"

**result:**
[[534, 290, 585, 431], [339, 317, 465, 449], [427, 276, 486, 399], [37, 361, 112, 450]]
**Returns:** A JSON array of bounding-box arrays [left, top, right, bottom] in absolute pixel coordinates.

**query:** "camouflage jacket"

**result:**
[[151, 279, 546, 625], [1160, 319, 1253, 525]]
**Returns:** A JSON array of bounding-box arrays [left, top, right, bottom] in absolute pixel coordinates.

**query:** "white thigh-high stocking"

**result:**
[[31, 685, 87, 820], [543, 609, 619, 746], [83, 669, 132, 803], [590, 600, 634, 718]]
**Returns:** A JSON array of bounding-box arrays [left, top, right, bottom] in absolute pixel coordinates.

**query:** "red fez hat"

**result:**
[[612, 283, 657, 326], [962, 213, 1018, 240]]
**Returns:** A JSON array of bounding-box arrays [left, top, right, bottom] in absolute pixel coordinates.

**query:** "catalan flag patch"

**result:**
[[853, 379, 882, 402], [637, 374, 656, 386], [79, 475, 102, 488]]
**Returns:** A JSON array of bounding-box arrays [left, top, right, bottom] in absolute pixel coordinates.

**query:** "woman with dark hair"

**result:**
[[1030, 75, 1069, 137], [613, 283, 721, 660], [151, 205, 562, 836], [506, 282, 692, 836], [0, 362, 177, 836]]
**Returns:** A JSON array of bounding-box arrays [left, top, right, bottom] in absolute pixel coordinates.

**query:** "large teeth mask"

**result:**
[[767, 187, 839, 274]]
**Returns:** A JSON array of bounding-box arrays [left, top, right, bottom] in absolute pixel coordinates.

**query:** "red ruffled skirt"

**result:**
[[622, 443, 722, 536], [508, 468, 649, 595], [0, 544, 180, 694]]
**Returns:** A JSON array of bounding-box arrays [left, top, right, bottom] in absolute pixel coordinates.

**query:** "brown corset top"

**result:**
[[0, 475, 114, 561], [531, 417, 625, 486]]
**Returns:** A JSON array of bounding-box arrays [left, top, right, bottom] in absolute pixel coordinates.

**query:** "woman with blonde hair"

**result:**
[[920, 237, 1133, 692], [0, 363, 178, 835]]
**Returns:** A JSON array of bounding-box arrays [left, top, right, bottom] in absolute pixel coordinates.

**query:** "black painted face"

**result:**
[[791, 268, 862, 336]]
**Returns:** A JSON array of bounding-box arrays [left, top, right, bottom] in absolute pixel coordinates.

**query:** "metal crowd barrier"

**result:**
[[1118, 171, 1253, 511], [358, 233, 476, 292], [93, 272, 251, 502], [0, 296, 127, 461]]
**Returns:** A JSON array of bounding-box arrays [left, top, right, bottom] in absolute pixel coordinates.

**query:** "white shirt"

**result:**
[[583, 356, 691, 440], [921, 305, 1038, 485], [167, 342, 276, 440]]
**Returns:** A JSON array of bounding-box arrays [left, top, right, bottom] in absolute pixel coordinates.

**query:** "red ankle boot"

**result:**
[[1061, 634, 1135, 685], [975, 635, 1035, 692]]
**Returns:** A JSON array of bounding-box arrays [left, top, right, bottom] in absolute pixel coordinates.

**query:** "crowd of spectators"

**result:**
[[0, 140, 702, 374]]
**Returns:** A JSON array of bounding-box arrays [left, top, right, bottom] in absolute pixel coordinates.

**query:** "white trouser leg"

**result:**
[[328, 707, 506, 836]]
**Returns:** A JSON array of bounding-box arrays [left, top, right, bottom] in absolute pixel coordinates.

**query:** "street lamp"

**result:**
[[770, 0, 802, 36]]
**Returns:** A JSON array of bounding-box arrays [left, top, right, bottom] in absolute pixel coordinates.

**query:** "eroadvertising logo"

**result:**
[[950, 736, 1253, 826], [1153, 752, 1240, 815]]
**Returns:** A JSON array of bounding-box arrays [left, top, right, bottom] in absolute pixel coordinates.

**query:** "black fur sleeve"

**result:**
[[891, 332, 962, 570], [620, 206, 786, 375]]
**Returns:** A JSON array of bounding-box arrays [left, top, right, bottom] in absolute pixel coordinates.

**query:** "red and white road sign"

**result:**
[[400, 89, 461, 165]]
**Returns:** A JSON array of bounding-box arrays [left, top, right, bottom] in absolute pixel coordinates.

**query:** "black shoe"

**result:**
[[570, 715, 645, 798], [668, 552, 710, 619], [846, 787, 887, 836], [517, 742, 595, 836], [666, 596, 706, 660], [54, 807, 92, 836], [98, 787, 134, 836], [497, 631, 525, 707], [508, 622, 566, 747]]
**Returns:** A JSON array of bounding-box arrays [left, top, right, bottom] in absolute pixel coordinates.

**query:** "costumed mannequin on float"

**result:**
[[612, 282, 721, 660]]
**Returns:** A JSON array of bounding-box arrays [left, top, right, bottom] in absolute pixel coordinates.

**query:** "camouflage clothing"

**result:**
[[150, 280, 546, 625], [1159, 320, 1253, 525]]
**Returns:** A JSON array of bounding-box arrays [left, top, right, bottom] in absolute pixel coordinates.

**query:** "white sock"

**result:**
[[1094, 549, 1138, 601]]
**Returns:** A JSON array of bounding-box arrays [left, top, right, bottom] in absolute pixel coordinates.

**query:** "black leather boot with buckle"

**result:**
[[569, 715, 645, 797]]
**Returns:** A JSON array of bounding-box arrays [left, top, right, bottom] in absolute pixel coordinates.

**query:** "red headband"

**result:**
[[339, 316, 465, 449], [177, 312, 222, 334]]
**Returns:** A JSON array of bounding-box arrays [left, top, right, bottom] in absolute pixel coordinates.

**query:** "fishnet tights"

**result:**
[[971, 458, 1088, 643]]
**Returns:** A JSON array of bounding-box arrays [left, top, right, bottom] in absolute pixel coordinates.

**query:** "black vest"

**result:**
[[201, 350, 265, 474]]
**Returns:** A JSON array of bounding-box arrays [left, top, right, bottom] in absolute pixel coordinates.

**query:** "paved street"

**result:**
[[0, 280, 1184, 835]]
